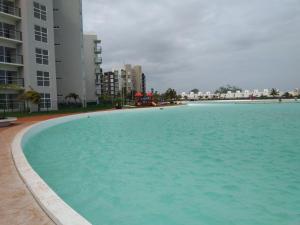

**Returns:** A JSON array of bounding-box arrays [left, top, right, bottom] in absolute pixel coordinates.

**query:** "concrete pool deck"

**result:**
[[0, 114, 86, 225], [0, 121, 56, 225]]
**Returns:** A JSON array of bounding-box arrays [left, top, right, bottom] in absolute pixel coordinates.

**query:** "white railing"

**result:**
[[0, 55, 23, 64], [0, 3, 21, 17], [0, 28, 22, 41]]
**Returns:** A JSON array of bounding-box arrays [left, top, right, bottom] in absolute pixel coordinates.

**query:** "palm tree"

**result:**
[[65, 93, 80, 104], [163, 88, 177, 101], [270, 88, 279, 98], [19, 89, 41, 112]]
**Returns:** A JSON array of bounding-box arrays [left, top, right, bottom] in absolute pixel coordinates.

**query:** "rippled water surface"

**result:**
[[23, 103, 300, 225]]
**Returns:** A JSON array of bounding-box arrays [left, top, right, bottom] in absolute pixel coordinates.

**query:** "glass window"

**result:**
[[44, 72, 50, 86], [41, 27, 47, 42], [37, 71, 50, 87], [39, 93, 51, 109], [35, 48, 48, 65], [34, 25, 47, 43], [33, 2, 47, 21], [34, 25, 41, 41]]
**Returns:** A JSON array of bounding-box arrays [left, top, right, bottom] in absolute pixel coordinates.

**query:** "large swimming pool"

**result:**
[[23, 103, 300, 225]]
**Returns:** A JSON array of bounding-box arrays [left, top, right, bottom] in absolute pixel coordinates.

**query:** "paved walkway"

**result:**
[[0, 116, 69, 225]]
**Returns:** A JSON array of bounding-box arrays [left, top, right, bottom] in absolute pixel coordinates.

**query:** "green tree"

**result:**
[[270, 88, 279, 98], [19, 89, 41, 112], [153, 91, 161, 102], [215, 85, 242, 94], [163, 88, 177, 101], [65, 93, 80, 104], [190, 89, 199, 94], [282, 92, 292, 98]]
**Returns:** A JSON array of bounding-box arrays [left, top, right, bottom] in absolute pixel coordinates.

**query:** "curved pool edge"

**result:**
[[11, 123, 92, 225], [9, 107, 184, 225]]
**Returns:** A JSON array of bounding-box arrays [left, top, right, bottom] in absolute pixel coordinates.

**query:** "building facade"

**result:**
[[132, 65, 142, 93], [53, 0, 86, 107], [0, 0, 90, 111], [100, 71, 119, 98], [123, 64, 145, 93], [1, 0, 58, 111], [83, 33, 102, 104]]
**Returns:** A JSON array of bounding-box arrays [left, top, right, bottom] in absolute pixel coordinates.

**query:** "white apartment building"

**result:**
[[53, 0, 86, 107], [290, 88, 300, 97], [1, 0, 58, 111], [83, 33, 102, 104], [182, 89, 276, 100], [0, 0, 92, 111]]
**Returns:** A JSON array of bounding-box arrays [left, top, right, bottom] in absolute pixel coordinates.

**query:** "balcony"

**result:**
[[0, 54, 23, 66], [95, 89, 101, 95], [0, 78, 24, 93], [0, 2, 21, 19], [94, 46, 102, 54], [95, 67, 102, 74], [94, 57, 102, 64], [0, 77, 24, 87], [0, 27, 22, 42], [95, 79, 101, 85]]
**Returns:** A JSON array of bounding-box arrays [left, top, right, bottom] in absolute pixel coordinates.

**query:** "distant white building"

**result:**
[[252, 90, 261, 97], [197, 92, 203, 98], [181, 88, 298, 100], [235, 90, 243, 98], [225, 91, 235, 99], [291, 88, 300, 97], [204, 91, 211, 99], [262, 89, 270, 97]]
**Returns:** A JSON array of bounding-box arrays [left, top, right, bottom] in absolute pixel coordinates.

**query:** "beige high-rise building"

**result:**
[[132, 65, 143, 93], [123, 64, 144, 93]]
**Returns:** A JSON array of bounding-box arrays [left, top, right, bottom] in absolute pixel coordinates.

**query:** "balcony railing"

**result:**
[[95, 79, 101, 85], [0, 3, 21, 17], [94, 57, 102, 64], [95, 67, 102, 74], [0, 55, 23, 65], [0, 78, 24, 87], [94, 46, 102, 53], [0, 28, 22, 41], [0, 101, 25, 111]]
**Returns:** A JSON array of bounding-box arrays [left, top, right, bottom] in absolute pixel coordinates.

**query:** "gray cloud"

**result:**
[[83, 0, 300, 92]]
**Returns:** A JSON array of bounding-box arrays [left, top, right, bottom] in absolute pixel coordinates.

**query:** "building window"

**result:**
[[37, 71, 50, 86], [34, 25, 47, 43], [39, 93, 51, 109], [35, 48, 48, 65], [33, 2, 47, 21], [0, 70, 19, 85]]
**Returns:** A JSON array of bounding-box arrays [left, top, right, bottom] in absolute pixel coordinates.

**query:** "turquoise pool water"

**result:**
[[23, 103, 300, 225]]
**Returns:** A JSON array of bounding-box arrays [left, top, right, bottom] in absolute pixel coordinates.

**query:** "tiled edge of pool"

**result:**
[[11, 123, 92, 225], [9, 108, 172, 225]]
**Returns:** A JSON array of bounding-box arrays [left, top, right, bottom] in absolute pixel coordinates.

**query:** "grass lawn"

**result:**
[[2, 104, 114, 118]]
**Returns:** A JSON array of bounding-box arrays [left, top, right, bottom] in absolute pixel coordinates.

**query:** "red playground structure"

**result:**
[[135, 92, 156, 106]]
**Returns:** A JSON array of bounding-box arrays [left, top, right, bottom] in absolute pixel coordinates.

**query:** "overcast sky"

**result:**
[[82, 0, 300, 92]]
